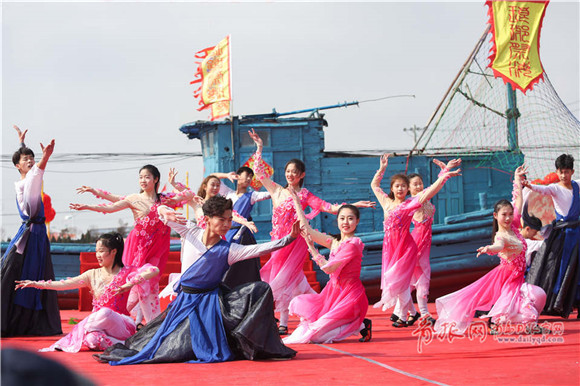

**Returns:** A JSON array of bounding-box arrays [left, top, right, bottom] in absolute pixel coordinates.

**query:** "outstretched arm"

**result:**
[[513, 164, 527, 217], [248, 129, 279, 195], [416, 161, 462, 204], [112, 265, 160, 296], [14, 125, 28, 147], [371, 154, 392, 210], [16, 271, 90, 291], [433, 158, 462, 173], [76, 186, 124, 203], [477, 236, 505, 257], [36, 139, 55, 171], [289, 187, 333, 248], [233, 211, 258, 233], [70, 198, 131, 214], [213, 171, 238, 184], [228, 221, 300, 264]]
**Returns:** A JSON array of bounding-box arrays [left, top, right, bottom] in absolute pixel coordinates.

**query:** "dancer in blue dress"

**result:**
[[524, 154, 580, 317], [215, 167, 271, 288], [1, 126, 60, 337], [96, 196, 297, 364]]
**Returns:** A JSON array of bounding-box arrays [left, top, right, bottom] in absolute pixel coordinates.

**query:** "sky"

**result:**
[[2, 0, 579, 239]]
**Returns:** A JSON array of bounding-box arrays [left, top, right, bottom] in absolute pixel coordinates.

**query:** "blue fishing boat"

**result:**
[[178, 26, 579, 301]]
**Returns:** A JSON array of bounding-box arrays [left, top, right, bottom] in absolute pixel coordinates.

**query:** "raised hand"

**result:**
[[248, 128, 263, 148], [514, 164, 528, 184], [14, 125, 28, 145], [446, 158, 462, 170], [433, 159, 446, 170], [445, 168, 462, 178], [168, 168, 178, 187], [379, 153, 390, 169], [226, 171, 238, 183], [41, 139, 55, 157]]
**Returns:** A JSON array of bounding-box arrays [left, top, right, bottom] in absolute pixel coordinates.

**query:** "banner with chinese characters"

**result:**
[[486, 0, 549, 93], [191, 36, 231, 121]]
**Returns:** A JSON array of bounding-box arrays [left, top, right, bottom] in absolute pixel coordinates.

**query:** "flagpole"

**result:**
[[186, 172, 189, 220], [228, 34, 233, 118], [228, 34, 236, 162]]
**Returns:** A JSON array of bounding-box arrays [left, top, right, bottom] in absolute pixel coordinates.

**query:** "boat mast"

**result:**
[[506, 83, 520, 151]]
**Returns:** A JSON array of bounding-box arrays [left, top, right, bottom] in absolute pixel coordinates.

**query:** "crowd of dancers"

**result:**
[[2, 125, 578, 365]]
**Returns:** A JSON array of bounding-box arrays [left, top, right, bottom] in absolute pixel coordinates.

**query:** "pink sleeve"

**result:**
[[401, 196, 422, 215], [322, 239, 363, 276], [126, 263, 158, 285], [38, 270, 91, 291], [511, 181, 522, 226], [162, 191, 192, 208], [304, 191, 335, 219]]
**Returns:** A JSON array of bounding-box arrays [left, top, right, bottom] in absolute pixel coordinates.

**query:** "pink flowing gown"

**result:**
[[374, 196, 422, 311], [434, 213, 547, 335], [284, 237, 368, 344], [40, 265, 155, 352], [410, 202, 435, 297], [122, 194, 187, 322], [260, 188, 333, 312]]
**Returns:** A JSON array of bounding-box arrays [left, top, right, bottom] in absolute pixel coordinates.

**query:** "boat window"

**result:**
[[241, 129, 270, 148], [203, 131, 215, 157]]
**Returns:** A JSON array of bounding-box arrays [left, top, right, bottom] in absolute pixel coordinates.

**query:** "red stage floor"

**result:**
[[2, 304, 579, 385]]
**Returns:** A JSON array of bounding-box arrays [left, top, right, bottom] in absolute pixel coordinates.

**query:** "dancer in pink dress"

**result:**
[[372, 154, 460, 327], [434, 165, 547, 335], [70, 165, 194, 325], [15, 233, 159, 352], [248, 129, 375, 334], [283, 189, 370, 344], [407, 158, 461, 324]]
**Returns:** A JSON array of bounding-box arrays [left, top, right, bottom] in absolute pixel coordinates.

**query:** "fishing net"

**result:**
[[412, 28, 580, 179]]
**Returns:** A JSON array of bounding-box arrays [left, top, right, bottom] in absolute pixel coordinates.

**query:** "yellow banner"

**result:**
[[191, 36, 231, 120], [487, 1, 548, 93]]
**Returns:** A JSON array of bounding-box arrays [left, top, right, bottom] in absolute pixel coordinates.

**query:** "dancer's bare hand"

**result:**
[[168, 168, 178, 187], [14, 125, 28, 144], [40, 139, 55, 159], [476, 245, 490, 257], [353, 200, 376, 209], [76, 186, 96, 195], [112, 283, 133, 296], [379, 153, 390, 169], [290, 221, 301, 239], [69, 203, 89, 211], [15, 280, 38, 290], [248, 128, 263, 148], [246, 221, 258, 234]]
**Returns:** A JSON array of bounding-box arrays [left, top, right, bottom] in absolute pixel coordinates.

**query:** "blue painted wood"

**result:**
[[180, 114, 521, 243]]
